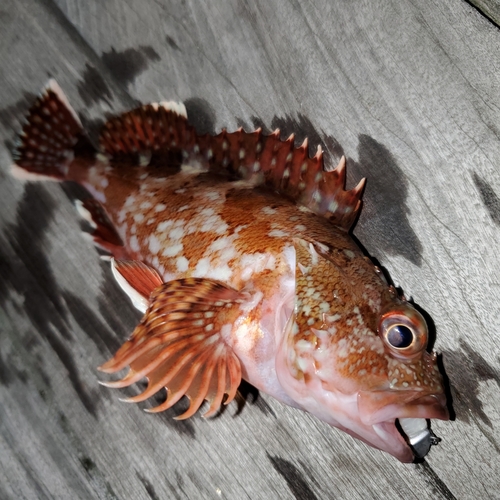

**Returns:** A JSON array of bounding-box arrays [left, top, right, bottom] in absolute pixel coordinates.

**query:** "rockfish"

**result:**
[[11, 80, 449, 462]]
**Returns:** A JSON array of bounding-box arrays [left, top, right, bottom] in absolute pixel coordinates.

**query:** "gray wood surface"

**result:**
[[1, 0, 500, 498]]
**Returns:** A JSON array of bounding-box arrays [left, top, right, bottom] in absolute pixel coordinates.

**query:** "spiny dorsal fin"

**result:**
[[207, 128, 366, 230], [98, 103, 365, 230]]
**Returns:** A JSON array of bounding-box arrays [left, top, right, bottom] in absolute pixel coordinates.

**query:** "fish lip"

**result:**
[[358, 390, 449, 426]]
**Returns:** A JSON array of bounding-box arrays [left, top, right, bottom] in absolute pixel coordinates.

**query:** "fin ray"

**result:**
[[203, 355, 227, 417], [174, 347, 220, 419], [146, 347, 214, 413]]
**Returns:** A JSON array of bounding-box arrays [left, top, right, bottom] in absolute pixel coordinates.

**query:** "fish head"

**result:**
[[277, 238, 449, 462]]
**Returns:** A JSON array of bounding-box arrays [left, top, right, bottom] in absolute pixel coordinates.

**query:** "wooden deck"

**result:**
[[1, 0, 500, 498]]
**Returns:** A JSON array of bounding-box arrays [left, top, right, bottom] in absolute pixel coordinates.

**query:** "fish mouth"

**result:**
[[371, 418, 438, 462], [359, 391, 449, 462]]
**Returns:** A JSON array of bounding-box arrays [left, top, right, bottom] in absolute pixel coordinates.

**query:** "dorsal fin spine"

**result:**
[[334, 155, 347, 185], [352, 177, 367, 197]]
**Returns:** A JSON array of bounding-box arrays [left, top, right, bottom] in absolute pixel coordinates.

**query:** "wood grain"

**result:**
[[1, 0, 499, 498]]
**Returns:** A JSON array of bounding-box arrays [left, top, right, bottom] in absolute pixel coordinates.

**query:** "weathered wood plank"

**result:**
[[1, 0, 499, 498]]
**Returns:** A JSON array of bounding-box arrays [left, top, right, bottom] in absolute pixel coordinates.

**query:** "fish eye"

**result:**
[[378, 307, 428, 358], [386, 324, 414, 348]]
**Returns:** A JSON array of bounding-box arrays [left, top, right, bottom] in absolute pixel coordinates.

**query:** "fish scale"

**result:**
[[10, 80, 449, 462]]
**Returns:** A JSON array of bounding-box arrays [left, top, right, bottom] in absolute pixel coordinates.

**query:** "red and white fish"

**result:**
[[11, 80, 449, 462]]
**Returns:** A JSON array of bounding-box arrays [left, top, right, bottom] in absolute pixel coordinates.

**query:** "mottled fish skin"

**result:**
[[84, 165, 346, 405], [11, 81, 449, 463]]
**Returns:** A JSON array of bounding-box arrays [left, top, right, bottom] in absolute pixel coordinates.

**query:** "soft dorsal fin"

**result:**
[[98, 277, 243, 419], [99, 101, 193, 166], [99, 103, 365, 230]]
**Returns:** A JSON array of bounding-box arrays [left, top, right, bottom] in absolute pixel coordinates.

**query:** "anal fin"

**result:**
[[98, 278, 244, 419], [75, 199, 127, 258]]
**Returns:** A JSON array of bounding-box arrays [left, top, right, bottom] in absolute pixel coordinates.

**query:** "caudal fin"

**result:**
[[11, 80, 88, 181]]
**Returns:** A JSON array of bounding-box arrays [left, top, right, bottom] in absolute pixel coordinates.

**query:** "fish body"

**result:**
[[12, 81, 448, 462]]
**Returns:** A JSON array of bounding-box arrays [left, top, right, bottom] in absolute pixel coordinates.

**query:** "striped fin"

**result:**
[[98, 278, 243, 419]]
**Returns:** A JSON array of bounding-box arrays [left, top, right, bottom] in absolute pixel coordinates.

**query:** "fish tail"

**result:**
[[11, 79, 91, 181]]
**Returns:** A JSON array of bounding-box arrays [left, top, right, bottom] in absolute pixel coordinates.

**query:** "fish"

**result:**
[[11, 80, 449, 462]]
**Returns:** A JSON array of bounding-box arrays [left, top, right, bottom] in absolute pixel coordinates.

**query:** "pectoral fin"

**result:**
[[98, 278, 243, 419]]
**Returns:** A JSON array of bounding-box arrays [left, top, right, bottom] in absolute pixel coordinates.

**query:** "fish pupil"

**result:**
[[387, 324, 413, 348]]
